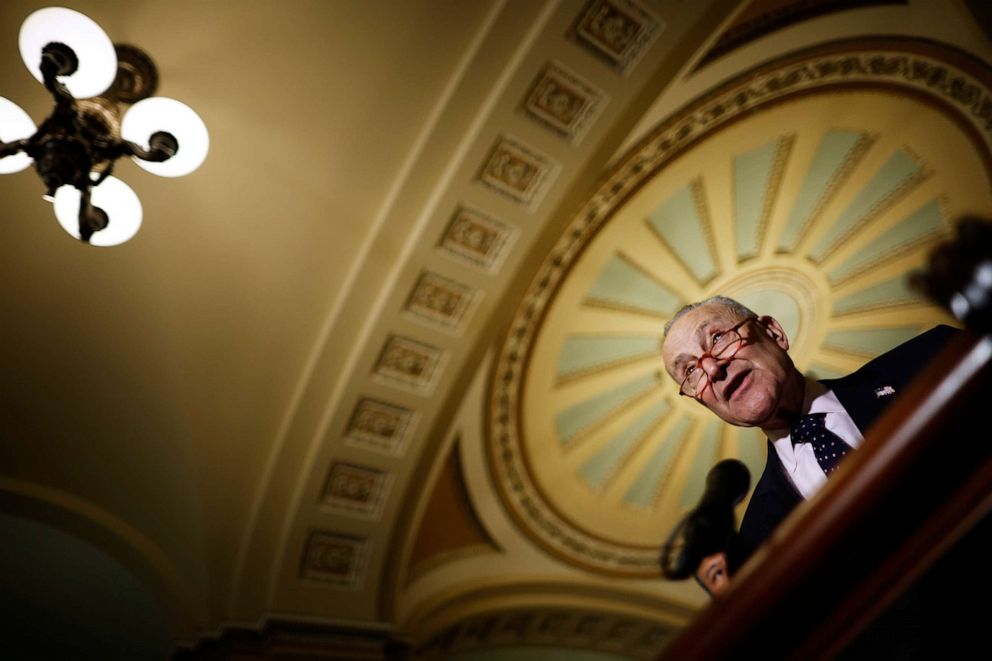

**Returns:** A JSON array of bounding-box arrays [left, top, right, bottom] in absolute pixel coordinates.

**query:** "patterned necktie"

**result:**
[[791, 412, 850, 476]]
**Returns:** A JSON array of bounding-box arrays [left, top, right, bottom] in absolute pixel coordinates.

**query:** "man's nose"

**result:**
[[699, 354, 728, 379]]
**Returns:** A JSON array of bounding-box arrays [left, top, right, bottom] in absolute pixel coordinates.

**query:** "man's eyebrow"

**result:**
[[671, 353, 693, 375], [671, 322, 719, 374], [695, 321, 718, 347]]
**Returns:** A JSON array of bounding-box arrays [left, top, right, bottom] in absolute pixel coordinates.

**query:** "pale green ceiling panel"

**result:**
[[679, 418, 722, 509], [809, 149, 922, 262], [579, 400, 668, 490], [586, 253, 681, 316], [778, 130, 867, 251], [736, 290, 801, 346], [823, 326, 923, 356], [734, 139, 782, 260], [557, 336, 660, 380], [646, 184, 716, 283], [555, 372, 661, 445], [827, 199, 944, 284], [832, 274, 925, 315], [623, 415, 691, 508]]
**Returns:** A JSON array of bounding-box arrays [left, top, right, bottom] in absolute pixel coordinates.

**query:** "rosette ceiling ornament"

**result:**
[[0, 7, 209, 246]]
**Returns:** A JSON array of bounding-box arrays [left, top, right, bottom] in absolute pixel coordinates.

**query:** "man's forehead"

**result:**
[[662, 304, 743, 372], [667, 304, 739, 344]]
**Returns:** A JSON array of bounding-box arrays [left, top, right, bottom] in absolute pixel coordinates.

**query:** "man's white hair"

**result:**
[[663, 296, 757, 338]]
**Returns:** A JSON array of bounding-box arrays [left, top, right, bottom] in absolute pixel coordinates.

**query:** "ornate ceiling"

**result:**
[[0, 0, 990, 659], [493, 40, 989, 578]]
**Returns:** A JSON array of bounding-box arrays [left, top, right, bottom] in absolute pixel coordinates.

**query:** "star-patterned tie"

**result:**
[[791, 412, 850, 476]]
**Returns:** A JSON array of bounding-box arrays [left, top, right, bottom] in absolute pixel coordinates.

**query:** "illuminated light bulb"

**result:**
[[0, 97, 36, 173], [122, 97, 209, 177], [53, 176, 142, 246]]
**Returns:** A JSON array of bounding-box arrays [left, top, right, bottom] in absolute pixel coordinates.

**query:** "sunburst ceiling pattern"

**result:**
[[490, 40, 992, 576]]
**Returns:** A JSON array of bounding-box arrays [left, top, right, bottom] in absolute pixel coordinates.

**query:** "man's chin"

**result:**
[[721, 400, 776, 428]]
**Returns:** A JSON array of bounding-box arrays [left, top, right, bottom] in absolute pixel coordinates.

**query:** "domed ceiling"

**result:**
[[3, 0, 992, 656], [490, 39, 992, 575]]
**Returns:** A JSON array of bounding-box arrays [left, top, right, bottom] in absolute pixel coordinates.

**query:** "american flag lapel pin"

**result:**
[[874, 385, 896, 398]]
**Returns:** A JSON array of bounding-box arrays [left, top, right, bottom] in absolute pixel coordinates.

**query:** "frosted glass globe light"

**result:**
[[53, 177, 142, 246], [122, 97, 209, 177], [19, 7, 117, 99], [0, 97, 36, 174]]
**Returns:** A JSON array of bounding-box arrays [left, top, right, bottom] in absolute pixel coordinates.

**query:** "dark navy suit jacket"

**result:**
[[738, 325, 958, 552]]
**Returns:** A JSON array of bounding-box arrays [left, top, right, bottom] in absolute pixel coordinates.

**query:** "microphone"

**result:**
[[660, 459, 751, 580]]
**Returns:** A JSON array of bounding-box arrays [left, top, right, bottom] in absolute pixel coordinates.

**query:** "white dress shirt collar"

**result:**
[[768, 377, 863, 500]]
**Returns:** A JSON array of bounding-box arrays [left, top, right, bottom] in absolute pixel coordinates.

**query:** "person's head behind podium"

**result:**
[[696, 551, 730, 596], [694, 540, 751, 596], [661, 296, 805, 432]]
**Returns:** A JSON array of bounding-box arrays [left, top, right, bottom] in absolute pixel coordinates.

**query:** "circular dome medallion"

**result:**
[[489, 39, 992, 575]]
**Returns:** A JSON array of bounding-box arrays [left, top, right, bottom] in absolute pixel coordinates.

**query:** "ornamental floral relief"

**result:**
[[322, 461, 392, 519], [437, 206, 517, 273], [477, 136, 559, 210], [524, 62, 607, 143], [345, 397, 417, 456], [572, 0, 662, 74], [404, 271, 480, 333], [373, 335, 445, 394], [301, 531, 368, 589]]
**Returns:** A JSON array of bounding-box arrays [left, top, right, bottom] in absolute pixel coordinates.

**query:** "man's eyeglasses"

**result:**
[[679, 318, 754, 398]]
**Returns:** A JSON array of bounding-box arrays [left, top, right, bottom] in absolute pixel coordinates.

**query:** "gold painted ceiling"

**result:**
[[1, 0, 990, 658], [493, 44, 989, 575]]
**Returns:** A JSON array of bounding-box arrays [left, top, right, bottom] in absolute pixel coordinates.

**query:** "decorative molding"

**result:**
[[751, 133, 796, 262], [776, 130, 877, 253], [644, 177, 720, 285], [404, 271, 481, 334], [582, 251, 682, 318], [555, 334, 662, 385], [416, 607, 675, 660], [807, 147, 931, 265], [174, 619, 409, 659], [321, 461, 393, 519], [373, 335, 446, 395], [826, 196, 948, 285], [345, 397, 417, 456], [437, 206, 518, 273], [571, 0, 663, 75], [487, 38, 992, 575], [696, 0, 908, 70], [476, 135, 559, 210], [301, 531, 368, 589], [523, 61, 608, 143]]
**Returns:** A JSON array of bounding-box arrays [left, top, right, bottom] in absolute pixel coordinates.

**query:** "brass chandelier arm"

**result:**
[[76, 185, 108, 243], [120, 133, 178, 164], [0, 137, 30, 159]]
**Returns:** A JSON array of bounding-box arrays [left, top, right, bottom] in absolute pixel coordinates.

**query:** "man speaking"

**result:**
[[660, 295, 955, 577]]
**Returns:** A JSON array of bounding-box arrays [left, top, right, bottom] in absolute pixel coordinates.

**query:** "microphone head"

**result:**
[[702, 458, 751, 507], [659, 459, 751, 580]]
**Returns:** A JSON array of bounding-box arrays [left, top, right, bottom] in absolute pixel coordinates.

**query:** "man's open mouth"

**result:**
[[722, 370, 751, 400]]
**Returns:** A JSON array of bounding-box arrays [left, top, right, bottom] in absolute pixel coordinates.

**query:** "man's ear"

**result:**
[[757, 315, 789, 351]]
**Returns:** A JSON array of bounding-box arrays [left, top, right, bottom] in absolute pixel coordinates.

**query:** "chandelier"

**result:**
[[0, 7, 208, 246]]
